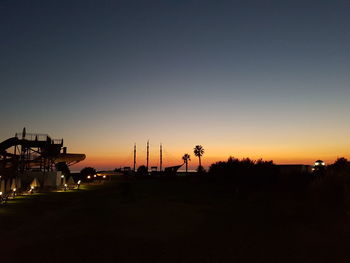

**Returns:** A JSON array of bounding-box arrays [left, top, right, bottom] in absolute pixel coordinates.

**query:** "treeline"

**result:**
[[310, 157, 350, 215], [79, 157, 350, 217], [208, 157, 278, 187], [207, 156, 350, 216]]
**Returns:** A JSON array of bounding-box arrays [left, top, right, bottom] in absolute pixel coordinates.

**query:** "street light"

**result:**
[[61, 174, 65, 186], [64, 184, 67, 191]]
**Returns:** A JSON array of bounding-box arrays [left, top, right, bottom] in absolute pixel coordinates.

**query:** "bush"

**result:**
[[309, 157, 350, 216], [80, 167, 96, 180], [136, 165, 148, 176], [209, 157, 278, 187]]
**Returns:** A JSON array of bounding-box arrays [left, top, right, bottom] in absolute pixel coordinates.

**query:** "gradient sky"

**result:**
[[1, 0, 350, 170]]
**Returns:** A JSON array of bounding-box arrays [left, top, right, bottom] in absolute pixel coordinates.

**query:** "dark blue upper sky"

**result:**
[[1, 0, 350, 167]]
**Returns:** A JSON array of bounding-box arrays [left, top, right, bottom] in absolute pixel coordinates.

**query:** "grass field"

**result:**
[[1, 178, 350, 262]]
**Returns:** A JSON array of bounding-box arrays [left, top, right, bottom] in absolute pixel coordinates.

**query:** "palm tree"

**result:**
[[182, 154, 191, 174], [193, 145, 204, 169]]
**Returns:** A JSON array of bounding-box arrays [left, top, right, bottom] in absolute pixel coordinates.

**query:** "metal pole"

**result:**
[[133, 143, 136, 172], [146, 140, 149, 171], [160, 143, 162, 172]]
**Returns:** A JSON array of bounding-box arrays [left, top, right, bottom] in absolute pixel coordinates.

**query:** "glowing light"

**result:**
[[61, 175, 64, 178], [87, 175, 91, 179], [103, 175, 106, 179], [314, 160, 325, 166], [64, 184, 67, 187], [94, 174, 97, 178], [0, 192, 2, 196], [77, 180, 81, 184], [13, 188, 16, 192]]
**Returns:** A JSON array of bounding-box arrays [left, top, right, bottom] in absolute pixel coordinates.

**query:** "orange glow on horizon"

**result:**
[[73, 149, 350, 171], [61, 132, 350, 171]]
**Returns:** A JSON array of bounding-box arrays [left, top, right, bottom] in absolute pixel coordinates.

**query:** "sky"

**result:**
[[1, 0, 350, 170]]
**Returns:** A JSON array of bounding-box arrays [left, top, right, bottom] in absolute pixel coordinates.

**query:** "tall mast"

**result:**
[[146, 140, 149, 171], [133, 143, 136, 172], [160, 143, 162, 172]]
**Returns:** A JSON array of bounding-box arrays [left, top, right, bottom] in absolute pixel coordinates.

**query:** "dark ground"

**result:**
[[1, 178, 350, 263]]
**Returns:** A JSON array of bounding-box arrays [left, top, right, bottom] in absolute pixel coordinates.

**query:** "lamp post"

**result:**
[[61, 174, 65, 186]]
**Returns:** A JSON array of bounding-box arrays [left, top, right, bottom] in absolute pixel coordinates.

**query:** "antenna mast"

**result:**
[[146, 140, 149, 171], [160, 143, 162, 171], [133, 143, 136, 172]]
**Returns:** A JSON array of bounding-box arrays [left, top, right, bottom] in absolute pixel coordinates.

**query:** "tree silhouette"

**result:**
[[182, 153, 191, 174], [331, 157, 350, 169], [193, 145, 204, 169], [80, 167, 96, 180], [208, 156, 277, 185], [328, 157, 350, 175], [137, 165, 148, 175]]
